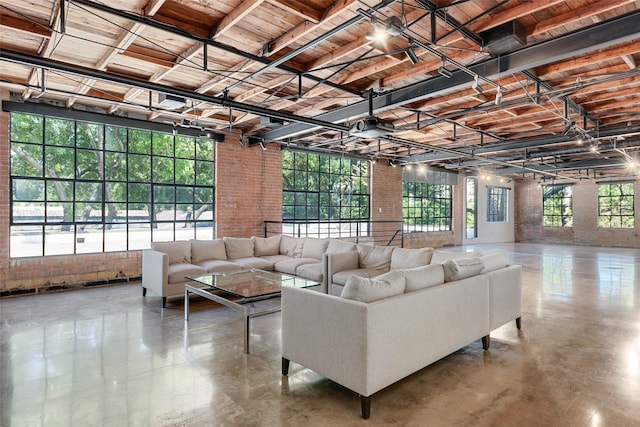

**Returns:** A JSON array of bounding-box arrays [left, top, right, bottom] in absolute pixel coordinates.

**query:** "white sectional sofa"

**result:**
[[281, 253, 522, 419], [326, 245, 480, 296], [141, 235, 358, 307]]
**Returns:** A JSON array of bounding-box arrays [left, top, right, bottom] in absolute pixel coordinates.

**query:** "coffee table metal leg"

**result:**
[[243, 306, 250, 354], [184, 288, 190, 320]]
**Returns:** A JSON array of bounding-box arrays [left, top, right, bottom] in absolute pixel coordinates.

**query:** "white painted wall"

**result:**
[[463, 176, 515, 244]]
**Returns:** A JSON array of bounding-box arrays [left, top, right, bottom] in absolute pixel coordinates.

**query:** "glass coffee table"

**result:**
[[185, 268, 319, 354]]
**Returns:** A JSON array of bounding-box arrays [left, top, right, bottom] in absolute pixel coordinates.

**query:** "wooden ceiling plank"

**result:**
[[266, 0, 357, 56], [233, 75, 293, 102], [212, 0, 265, 39], [266, 0, 323, 23], [532, 0, 635, 36], [144, 0, 167, 16], [0, 13, 51, 39], [197, 59, 255, 94]]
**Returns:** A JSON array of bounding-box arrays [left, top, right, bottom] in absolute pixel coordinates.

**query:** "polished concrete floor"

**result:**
[[1, 242, 640, 426]]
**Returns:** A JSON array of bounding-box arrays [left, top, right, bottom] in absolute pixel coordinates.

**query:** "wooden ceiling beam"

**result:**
[[0, 13, 51, 39], [266, 0, 324, 23], [211, 0, 265, 39], [265, 0, 357, 57], [532, 0, 635, 36]]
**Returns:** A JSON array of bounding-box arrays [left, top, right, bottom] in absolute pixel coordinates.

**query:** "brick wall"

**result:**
[[515, 179, 640, 247], [215, 135, 282, 238], [0, 90, 143, 294]]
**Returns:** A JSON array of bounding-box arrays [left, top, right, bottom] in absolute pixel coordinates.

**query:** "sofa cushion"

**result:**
[[340, 273, 405, 303], [390, 247, 433, 269], [190, 239, 227, 263], [196, 259, 241, 274], [274, 258, 318, 275], [357, 244, 395, 270], [480, 252, 507, 273], [399, 264, 445, 292], [442, 257, 484, 282], [152, 241, 191, 264], [332, 268, 386, 286], [228, 257, 274, 270], [280, 235, 304, 257], [326, 239, 357, 254], [430, 249, 481, 264], [167, 263, 206, 284], [302, 238, 330, 260], [295, 262, 323, 282], [253, 235, 282, 256], [224, 237, 254, 259]]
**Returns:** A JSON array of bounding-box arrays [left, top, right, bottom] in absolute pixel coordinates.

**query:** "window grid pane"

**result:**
[[487, 186, 508, 222], [402, 182, 452, 232], [282, 151, 369, 221], [543, 184, 573, 227], [9, 113, 216, 258], [598, 183, 634, 228]]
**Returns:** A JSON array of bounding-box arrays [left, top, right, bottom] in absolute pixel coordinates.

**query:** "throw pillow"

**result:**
[[390, 247, 433, 269], [301, 237, 330, 260], [480, 252, 507, 273], [152, 241, 191, 264], [357, 244, 395, 270], [253, 235, 282, 256], [280, 235, 304, 257], [400, 264, 445, 292], [430, 249, 481, 264], [442, 257, 484, 282], [340, 273, 405, 303], [326, 239, 357, 254], [223, 237, 254, 259], [190, 239, 227, 262]]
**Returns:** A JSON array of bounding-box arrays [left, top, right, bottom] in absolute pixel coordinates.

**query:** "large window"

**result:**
[[282, 150, 369, 221], [487, 186, 508, 222], [403, 182, 452, 232], [466, 177, 477, 238], [543, 184, 573, 227], [598, 182, 634, 228], [10, 112, 215, 258]]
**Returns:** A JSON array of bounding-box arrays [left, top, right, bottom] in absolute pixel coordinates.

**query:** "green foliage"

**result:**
[[598, 183, 634, 228], [402, 181, 452, 230], [10, 112, 216, 254], [282, 151, 369, 220]]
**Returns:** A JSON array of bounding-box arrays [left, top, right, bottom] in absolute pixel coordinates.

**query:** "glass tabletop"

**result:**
[[186, 268, 318, 298]]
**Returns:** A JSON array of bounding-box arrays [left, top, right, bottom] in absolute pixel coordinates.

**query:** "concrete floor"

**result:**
[[1, 242, 639, 426]]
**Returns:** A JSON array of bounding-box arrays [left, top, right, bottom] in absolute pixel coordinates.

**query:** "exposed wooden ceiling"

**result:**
[[2, 0, 640, 181]]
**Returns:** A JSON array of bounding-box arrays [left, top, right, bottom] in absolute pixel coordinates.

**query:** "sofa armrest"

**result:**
[[486, 264, 522, 330], [326, 250, 359, 285], [282, 286, 368, 394], [142, 249, 169, 296]]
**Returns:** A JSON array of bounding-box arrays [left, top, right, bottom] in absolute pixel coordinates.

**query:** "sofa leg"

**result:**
[[482, 334, 490, 350], [516, 316, 522, 330], [142, 287, 147, 297], [162, 297, 167, 308], [282, 358, 290, 376], [360, 396, 371, 419]]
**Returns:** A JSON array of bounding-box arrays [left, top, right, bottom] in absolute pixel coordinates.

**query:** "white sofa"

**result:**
[[281, 253, 522, 419], [326, 246, 479, 296], [142, 235, 358, 307]]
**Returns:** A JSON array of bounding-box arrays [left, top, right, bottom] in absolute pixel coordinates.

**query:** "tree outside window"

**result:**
[[598, 182, 634, 228], [543, 184, 573, 227], [10, 112, 215, 257]]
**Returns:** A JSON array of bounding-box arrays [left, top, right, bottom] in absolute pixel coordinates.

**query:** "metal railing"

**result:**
[[264, 220, 404, 247]]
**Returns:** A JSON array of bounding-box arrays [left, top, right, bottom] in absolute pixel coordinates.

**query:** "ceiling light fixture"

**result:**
[[495, 88, 503, 105], [259, 140, 267, 151], [384, 16, 404, 36], [405, 46, 419, 65], [438, 59, 453, 78], [472, 74, 483, 94], [388, 159, 397, 167]]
